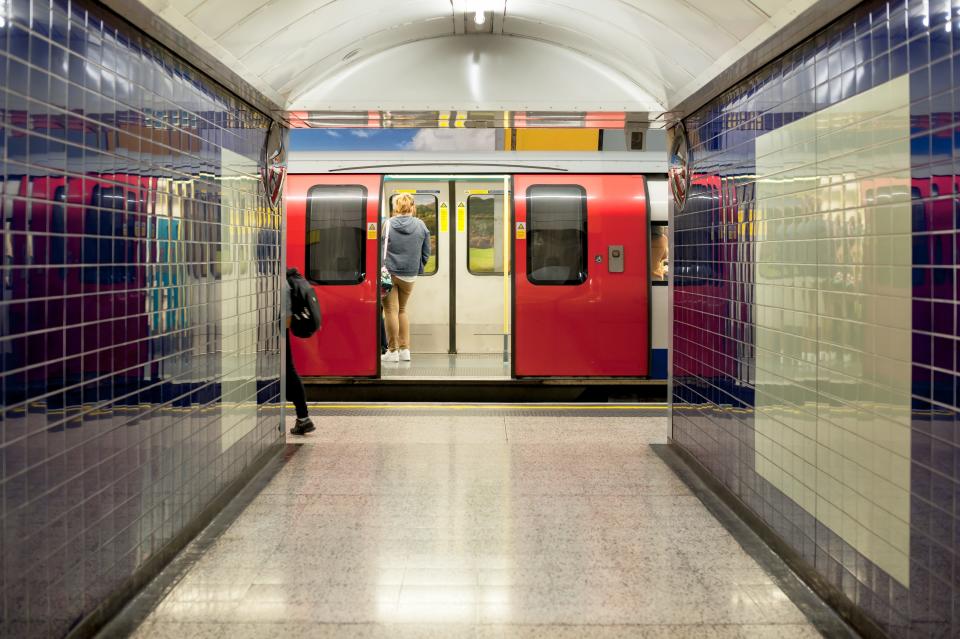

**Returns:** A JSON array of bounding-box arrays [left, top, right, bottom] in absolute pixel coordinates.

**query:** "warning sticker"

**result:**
[[456, 202, 466, 233], [367, 222, 377, 240], [465, 189, 488, 195], [439, 203, 449, 232], [516, 221, 526, 240]]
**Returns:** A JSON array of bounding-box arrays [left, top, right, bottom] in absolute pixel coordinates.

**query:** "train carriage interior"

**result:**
[[4, 1, 956, 638]]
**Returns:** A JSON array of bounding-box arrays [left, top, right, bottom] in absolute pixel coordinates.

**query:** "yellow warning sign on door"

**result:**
[[516, 221, 526, 240], [439, 202, 449, 232], [367, 222, 377, 240], [457, 202, 466, 232]]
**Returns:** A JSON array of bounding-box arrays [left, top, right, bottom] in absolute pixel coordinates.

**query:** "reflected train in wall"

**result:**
[[1, 171, 248, 407]]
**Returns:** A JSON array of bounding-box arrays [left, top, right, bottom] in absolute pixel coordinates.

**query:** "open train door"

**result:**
[[287, 174, 381, 377], [513, 174, 650, 377]]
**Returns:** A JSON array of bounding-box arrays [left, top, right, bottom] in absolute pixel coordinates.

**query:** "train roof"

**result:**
[[288, 151, 668, 176]]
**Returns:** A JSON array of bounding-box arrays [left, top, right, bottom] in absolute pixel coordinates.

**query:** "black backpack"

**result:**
[[286, 268, 321, 338]]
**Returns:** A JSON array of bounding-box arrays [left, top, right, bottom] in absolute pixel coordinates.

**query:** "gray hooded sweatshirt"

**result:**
[[384, 215, 431, 277]]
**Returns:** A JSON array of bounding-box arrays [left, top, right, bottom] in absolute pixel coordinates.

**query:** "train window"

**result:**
[[467, 194, 503, 275], [306, 184, 367, 285], [651, 221, 668, 284], [526, 184, 587, 285], [50, 186, 66, 266], [389, 193, 438, 275], [674, 182, 718, 286], [83, 185, 129, 285]]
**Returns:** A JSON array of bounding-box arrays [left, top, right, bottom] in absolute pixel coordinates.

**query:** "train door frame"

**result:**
[[379, 174, 514, 373], [287, 173, 382, 378], [452, 178, 512, 357], [379, 178, 451, 356]]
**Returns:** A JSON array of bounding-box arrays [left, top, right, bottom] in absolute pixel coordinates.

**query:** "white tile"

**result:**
[[754, 74, 912, 588]]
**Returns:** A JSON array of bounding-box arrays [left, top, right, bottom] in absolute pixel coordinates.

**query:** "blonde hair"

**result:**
[[392, 193, 416, 216]]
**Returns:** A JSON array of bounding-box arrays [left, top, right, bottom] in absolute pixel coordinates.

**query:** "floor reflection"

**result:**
[[124, 408, 826, 638]]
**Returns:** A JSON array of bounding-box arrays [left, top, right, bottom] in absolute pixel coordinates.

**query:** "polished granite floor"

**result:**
[[121, 407, 833, 638]]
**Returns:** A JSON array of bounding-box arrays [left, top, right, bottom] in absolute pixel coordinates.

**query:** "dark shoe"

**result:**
[[290, 418, 315, 436]]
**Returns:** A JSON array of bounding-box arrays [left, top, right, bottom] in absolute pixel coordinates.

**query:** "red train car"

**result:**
[[2, 172, 153, 405], [285, 172, 654, 380]]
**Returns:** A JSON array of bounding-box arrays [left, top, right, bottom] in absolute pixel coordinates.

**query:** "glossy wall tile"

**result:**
[[0, 0, 283, 636], [672, 0, 960, 637]]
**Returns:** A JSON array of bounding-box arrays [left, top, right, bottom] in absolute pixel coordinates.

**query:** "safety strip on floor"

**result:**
[[293, 402, 668, 417]]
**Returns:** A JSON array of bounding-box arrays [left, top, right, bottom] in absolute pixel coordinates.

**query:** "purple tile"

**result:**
[[917, 332, 934, 365], [933, 301, 953, 334], [934, 336, 954, 369]]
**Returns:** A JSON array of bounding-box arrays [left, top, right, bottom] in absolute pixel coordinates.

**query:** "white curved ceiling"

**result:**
[[141, 0, 821, 112]]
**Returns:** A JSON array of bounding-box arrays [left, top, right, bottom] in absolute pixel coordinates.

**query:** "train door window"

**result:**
[[83, 185, 126, 284], [467, 194, 503, 275], [50, 185, 66, 265], [675, 182, 718, 285], [651, 221, 668, 284], [389, 193, 438, 275], [306, 184, 367, 285], [526, 184, 587, 285]]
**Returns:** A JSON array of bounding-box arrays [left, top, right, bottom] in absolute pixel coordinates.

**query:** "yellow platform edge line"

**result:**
[[285, 403, 665, 411]]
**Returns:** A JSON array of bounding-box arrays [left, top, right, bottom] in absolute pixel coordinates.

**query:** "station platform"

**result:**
[[100, 405, 856, 639], [305, 354, 668, 403]]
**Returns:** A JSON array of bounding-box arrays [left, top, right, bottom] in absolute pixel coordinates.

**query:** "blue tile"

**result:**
[[674, 3, 960, 638], [911, 34, 931, 70], [0, 0, 281, 636]]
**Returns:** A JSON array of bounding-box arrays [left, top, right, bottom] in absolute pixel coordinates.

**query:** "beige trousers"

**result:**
[[382, 278, 415, 351]]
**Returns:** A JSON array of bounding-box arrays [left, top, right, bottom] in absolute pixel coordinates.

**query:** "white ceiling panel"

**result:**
[[290, 36, 662, 111], [134, 0, 819, 112], [278, 19, 453, 99], [185, 0, 276, 39], [684, 0, 771, 39], [747, 0, 787, 17], [503, 3, 711, 81]]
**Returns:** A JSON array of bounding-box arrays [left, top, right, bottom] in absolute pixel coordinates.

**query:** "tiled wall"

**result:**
[[0, 1, 283, 636], [672, 0, 959, 636]]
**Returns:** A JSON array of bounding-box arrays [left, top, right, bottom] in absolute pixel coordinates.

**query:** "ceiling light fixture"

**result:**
[[474, 10, 485, 25]]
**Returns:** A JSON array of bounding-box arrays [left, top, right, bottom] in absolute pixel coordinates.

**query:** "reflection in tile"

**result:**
[[0, 0, 282, 636], [672, 2, 960, 637]]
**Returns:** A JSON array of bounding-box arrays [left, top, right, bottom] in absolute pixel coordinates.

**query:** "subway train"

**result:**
[[286, 158, 670, 381]]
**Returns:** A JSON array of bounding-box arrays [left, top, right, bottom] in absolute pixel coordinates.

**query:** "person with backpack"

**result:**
[[284, 267, 320, 436]]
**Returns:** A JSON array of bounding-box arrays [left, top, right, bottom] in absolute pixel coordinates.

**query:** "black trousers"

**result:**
[[380, 314, 387, 354], [285, 330, 309, 419]]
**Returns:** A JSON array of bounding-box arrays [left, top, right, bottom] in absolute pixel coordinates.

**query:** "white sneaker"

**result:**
[[381, 350, 399, 362], [399, 349, 411, 361]]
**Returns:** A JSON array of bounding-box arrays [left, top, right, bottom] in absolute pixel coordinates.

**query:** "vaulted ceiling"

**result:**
[[138, 0, 825, 114]]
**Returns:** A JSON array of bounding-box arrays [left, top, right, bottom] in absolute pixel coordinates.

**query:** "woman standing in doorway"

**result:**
[[382, 193, 431, 362]]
